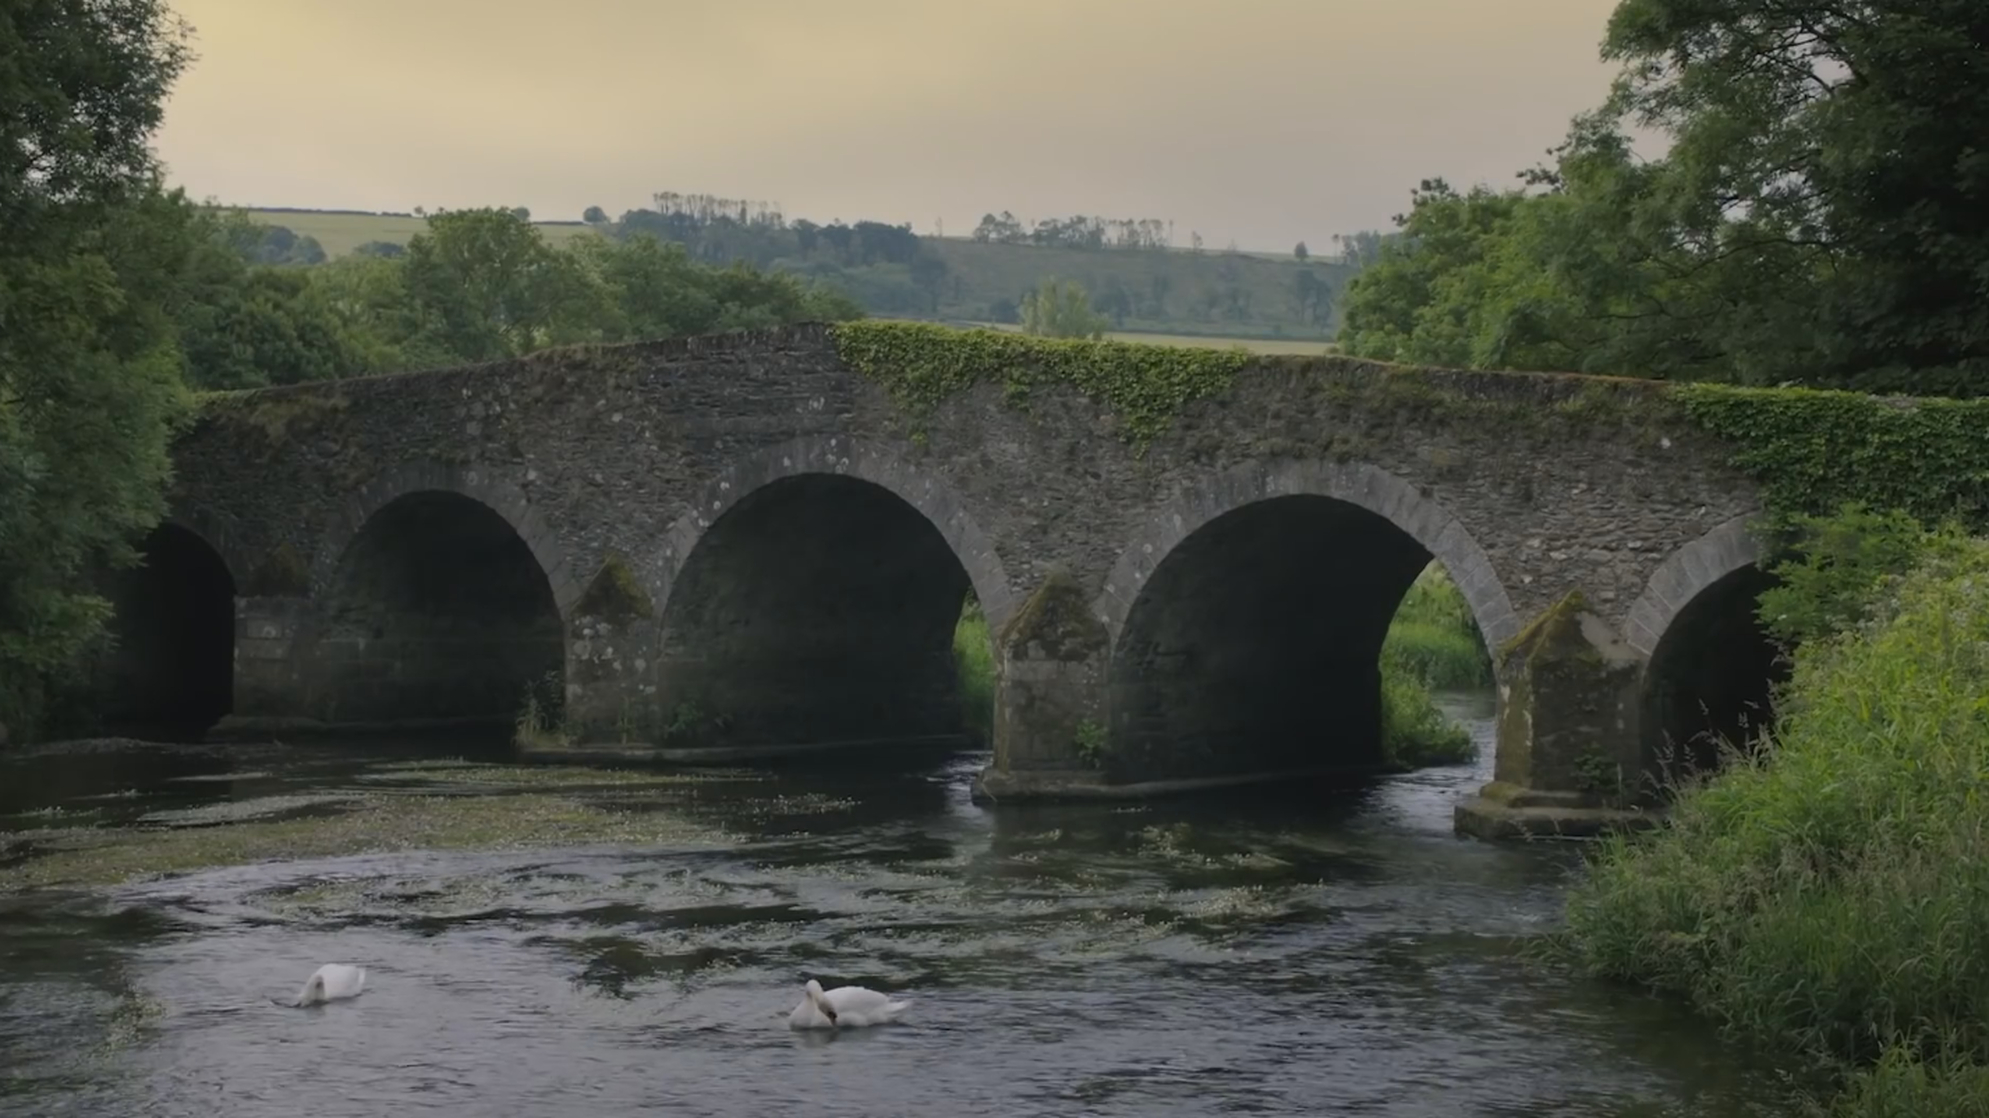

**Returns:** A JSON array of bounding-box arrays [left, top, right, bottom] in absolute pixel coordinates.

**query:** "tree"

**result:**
[[509, 206, 531, 222], [908, 250, 948, 315], [402, 208, 606, 362], [0, 0, 198, 735], [1332, 230, 1396, 272], [582, 206, 609, 225], [1595, 0, 1989, 395], [173, 214, 380, 390], [1339, 1, 1989, 397], [1019, 278, 1110, 340], [1291, 268, 1331, 327], [1293, 241, 1309, 261], [571, 235, 861, 343]]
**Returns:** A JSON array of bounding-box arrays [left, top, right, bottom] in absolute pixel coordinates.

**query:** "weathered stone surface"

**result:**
[[123, 324, 1793, 839], [1479, 593, 1646, 814], [991, 573, 1110, 779]]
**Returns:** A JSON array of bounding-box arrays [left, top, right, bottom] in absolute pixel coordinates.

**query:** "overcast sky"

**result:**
[[154, 0, 1622, 250]]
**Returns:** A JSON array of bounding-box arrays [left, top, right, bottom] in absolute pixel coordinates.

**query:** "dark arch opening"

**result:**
[[101, 522, 237, 738], [1107, 494, 1456, 784], [312, 491, 564, 731], [657, 473, 978, 755], [1639, 564, 1787, 795]]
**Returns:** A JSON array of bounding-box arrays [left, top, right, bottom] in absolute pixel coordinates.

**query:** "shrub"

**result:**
[[1562, 534, 1989, 1102], [1378, 646, 1476, 769]]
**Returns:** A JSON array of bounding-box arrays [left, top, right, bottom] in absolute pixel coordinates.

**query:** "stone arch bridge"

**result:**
[[106, 323, 1792, 838]]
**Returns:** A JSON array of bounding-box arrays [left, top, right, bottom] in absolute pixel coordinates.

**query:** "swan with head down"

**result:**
[[291, 964, 366, 1007], [788, 978, 911, 1029]]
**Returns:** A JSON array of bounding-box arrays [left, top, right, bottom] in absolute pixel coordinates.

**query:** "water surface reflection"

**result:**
[[0, 694, 1796, 1116]]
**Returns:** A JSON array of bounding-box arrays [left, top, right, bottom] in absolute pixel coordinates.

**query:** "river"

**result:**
[[0, 692, 1802, 1116]]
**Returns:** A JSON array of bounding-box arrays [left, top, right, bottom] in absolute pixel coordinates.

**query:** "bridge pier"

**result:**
[[1452, 591, 1660, 839], [227, 597, 314, 729], [973, 573, 1112, 800]]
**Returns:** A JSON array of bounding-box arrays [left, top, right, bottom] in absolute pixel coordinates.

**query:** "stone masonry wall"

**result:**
[[167, 325, 1765, 745]]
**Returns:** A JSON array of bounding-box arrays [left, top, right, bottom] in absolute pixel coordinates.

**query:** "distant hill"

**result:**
[[240, 207, 1353, 344]]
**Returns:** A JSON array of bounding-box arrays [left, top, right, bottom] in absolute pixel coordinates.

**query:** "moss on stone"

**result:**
[[832, 320, 1249, 448], [1674, 381, 1989, 531], [997, 570, 1109, 661], [831, 320, 1691, 453], [200, 389, 351, 444], [1499, 589, 1601, 669], [573, 552, 654, 621], [242, 541, 310, 597]]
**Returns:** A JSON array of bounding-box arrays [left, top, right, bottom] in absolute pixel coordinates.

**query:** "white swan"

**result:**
[[292, 963, 366, 1007], [788, 978, 911, 1029]]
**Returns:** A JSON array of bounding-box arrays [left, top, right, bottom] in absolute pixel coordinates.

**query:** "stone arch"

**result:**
[[1624, 514, 1784, 784], [301, 459, 576, 728], [644, 435, 1014, 753], [1096, 459, 1520, 656], [308, 459, 584, 614], [100, 517, 239, 736], [653, 436, 1016, 629], [1621, 514, 1763, 658], [161, 503, 250, 591], [1095, 458, 1519, 784]]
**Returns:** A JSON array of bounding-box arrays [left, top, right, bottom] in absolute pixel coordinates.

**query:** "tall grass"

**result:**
[[1378, 642, 1475, 768], [954, 595, 995, 743], [1375, 562, 1487, 768], [1381, 562, 1495, 689], [1561, 535, 1989, 1111]]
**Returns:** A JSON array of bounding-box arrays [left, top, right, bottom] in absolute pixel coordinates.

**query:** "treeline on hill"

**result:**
[[261, 191, 1356, 340], [590, 194, 1353, 336]]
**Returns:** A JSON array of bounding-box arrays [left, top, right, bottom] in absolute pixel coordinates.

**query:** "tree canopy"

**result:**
[[0, 0, 198, 734], [1338, 0, 1989, 397]]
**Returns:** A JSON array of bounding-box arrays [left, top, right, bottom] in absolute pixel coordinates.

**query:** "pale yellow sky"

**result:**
[[155, 0, 1621, 249]]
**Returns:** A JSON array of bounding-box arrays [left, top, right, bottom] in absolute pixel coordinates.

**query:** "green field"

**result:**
[[958, 321, 1338, 356], [243, 208, 603, 256], [917, 236, 1348, 341]]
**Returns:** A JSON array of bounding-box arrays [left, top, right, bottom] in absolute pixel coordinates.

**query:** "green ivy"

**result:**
[[1674, 383, 1989, 532], [831, 320, 1249, 448]]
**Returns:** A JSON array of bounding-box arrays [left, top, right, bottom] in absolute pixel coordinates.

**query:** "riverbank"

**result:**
[[1560, 523, 1989, 1115]]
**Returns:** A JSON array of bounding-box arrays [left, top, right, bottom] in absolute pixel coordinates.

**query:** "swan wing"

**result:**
[[822, 985, 891, 1013], [824, 986, 912, 1025], [323, 964, 366, 999]]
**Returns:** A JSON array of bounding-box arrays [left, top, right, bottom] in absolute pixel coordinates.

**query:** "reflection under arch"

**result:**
[[653, 471, 984, 752], [101, 521, 238, 737], [1638, 563, 1787, 790], [1106, 493, 1470, 783], [307, 489, 565, 728]]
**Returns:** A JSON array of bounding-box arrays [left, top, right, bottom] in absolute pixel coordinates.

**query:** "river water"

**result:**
[[0, 692, 1801, 1117]]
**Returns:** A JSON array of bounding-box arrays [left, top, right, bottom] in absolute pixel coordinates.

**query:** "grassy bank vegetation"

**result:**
[[1382, 564, 1495, 690], [1561, 507, 1989, 1115], [947, 560, 1488, 771], [954, 596, 996, 744], [1378, 563, 1486, 769]]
